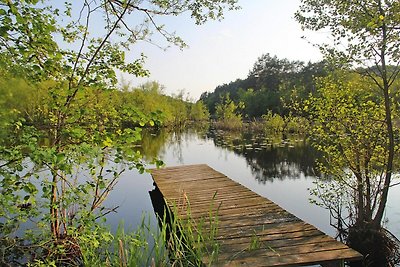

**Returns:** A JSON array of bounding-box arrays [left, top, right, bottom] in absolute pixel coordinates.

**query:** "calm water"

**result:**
[[104, 126, 400, 240]]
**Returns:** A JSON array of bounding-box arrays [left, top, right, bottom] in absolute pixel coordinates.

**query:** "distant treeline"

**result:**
[[0, 78, 209, 138], [117, 81, 210, 127], [200, 53, 332, 118]]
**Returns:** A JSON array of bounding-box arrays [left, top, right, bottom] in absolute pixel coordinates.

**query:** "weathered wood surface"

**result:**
[[151, 164, 362, 266]]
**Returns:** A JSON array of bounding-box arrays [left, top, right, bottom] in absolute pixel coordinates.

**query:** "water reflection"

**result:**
[[105, 125, 399, 241], [205, 128, 320, 183], [139, 126, 210, 164], [139, 126, 320, 183], [149, 184, 169, 229]]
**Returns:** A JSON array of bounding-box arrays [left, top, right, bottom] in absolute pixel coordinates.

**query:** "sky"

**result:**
[[123, 0, 324, 101]]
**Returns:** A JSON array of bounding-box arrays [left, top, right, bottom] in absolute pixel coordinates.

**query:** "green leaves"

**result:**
[[296, 0, 400, 67], [215, 94, 243, 123], [0, 0, 239, 263], [0, 1, 63, 81], [23, 182, 37, 195], [187, 0, 240, 25], [306, 71, 396, 229]]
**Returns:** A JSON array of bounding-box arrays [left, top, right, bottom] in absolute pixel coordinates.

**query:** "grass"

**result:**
[[163, 191, 221, 266], [14, 188, 221, 266], [74, 192, 220, 267]]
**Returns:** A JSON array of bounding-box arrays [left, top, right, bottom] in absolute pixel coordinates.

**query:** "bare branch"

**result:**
[[387, 62, 400, 87], [94, 206, 119, 220], [69, 0, 91, 91], [108, 1, 138, 42], [64, 0, 131, 107]]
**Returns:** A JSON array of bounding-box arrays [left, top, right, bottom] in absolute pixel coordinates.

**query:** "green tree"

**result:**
[[238, 87, 282, 117], [189, 100, 210, 122], [296, 0, 400, 227], [200, 56, 330, 118], [0, 0, 239, 264], [296, 1, 400, 264], [123, 81, 205, 128], [215, 94, 243, 130], [262, 111, 284, 133], [249, 53, 303, 92], [306, 72, 400, 265]]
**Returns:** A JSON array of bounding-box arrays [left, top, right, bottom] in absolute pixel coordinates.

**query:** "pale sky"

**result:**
[[123, 0, 324, 100]]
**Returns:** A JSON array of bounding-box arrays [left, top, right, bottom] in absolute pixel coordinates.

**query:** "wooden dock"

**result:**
[[150, 164, 362, 266]]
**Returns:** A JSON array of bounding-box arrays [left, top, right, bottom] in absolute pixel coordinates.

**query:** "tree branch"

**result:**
[[68, 1, 91, 91], [64, 0, 131, 108]]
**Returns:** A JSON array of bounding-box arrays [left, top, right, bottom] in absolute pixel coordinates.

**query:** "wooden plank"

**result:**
[[208, 249, 361, 267], [177, 205, 285, 220], [218, 229, 324, 246], [216, 238, 351, 258], [166, 190, 260, 204], [216, 242, 351, 262], [150, 164, 363, 266]]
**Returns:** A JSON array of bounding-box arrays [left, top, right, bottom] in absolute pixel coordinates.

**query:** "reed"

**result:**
[[75, 193, 220, 267]]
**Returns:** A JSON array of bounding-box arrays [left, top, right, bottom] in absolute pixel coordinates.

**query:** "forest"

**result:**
[[1, 0, 400, 266], [200, 54, 330, 118]]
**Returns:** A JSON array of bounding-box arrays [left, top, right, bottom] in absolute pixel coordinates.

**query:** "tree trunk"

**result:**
[[372, 15, 394, 228], [373, 82, 394, 228], [50, 170, 59, 238]]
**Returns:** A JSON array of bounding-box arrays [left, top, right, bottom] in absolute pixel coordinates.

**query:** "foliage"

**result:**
[[77, 218, 163, 267], [214, 94, 243, 130], [162, 200, 220, 267], [285, 115, 309, 134], [200, 56, 330, 118], [121, 81, 209, 128], [262, 111, 309, 134], [0, 0, 238, 264], [0, 77, 156, 264], [297, 1, 400, 263], [262, 111, 284, 133], [249, 53, 303, 91], [238, 88, 280, 118], [295, 0, 400, 67], [307, 73, 387, 223], [189, 101, 210, 122], [296, 0, 400, 229], [22, 202, 221, 267], [80, 194, 221, 267], [306, 72, 400, 265]]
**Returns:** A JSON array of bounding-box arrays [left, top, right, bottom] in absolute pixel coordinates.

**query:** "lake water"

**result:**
[[104, 126, 400, 241]]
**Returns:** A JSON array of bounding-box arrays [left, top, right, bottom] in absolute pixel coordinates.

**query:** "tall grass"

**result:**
[[213, 118, 243, 131], [164, 191, 221, 266], [23, 188, 220, 266], [76, 217, 167, 267], [74, 193, 220, 267]]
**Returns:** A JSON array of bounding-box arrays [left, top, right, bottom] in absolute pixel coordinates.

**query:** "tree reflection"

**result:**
[[139, 126, 320, 183], [205, 128, 320, 183], [139, 124, 210, 164]]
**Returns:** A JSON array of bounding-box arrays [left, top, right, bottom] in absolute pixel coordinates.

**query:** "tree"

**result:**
[[0, 0, 239, 264], [248, 53, 303, 92], [189, 101, 210, 122], [215, 94, 243, 130], [296, 0, 400, 228], [296, 0, 400, 264], [306, 72, 400, 265], [200, 55, 329, 119]]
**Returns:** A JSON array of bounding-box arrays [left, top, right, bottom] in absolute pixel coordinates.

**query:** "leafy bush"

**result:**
[[262, 111, 284, 133]]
